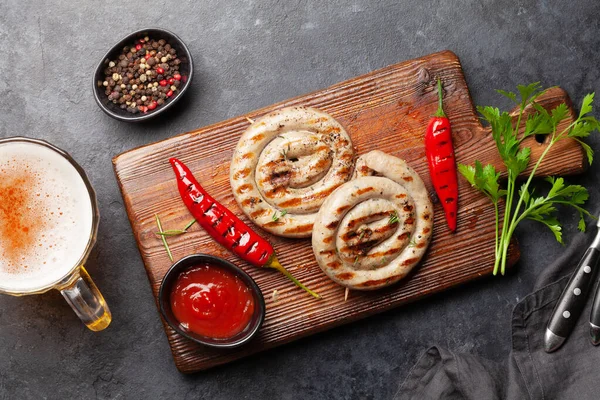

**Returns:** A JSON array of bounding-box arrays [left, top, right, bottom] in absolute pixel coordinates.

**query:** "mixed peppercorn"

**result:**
[[98, 36, 183, 114]]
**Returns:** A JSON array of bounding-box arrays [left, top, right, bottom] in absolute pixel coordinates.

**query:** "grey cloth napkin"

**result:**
[[394, 232, 600, 400]]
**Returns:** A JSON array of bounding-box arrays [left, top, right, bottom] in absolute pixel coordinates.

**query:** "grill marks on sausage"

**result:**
[[401, 257, 419, 266], [346, 211, 389, 229], [250, 209, 271, 219], [356, 186, 375, 196], [319, 248, 337, 257], [278, 197, 302, 208], [336, 205, 351, 215], [359, 165, 373, 175], [368, 247, 404, 258], [264, 220, 285, 228], [265, 186, 289, 199], [397, 232, 411, 241], [314, 145, 330, 153], [327, 261, 341, 270], [357, 277, 398, 288], [250, 134, 265, 144], [261, 165, 291, 193], [312, 157, 331, 172], [335, 166, 351, 178], [283, 223, 313, 234], [236, 183, 254, 195], [233, 168, 252, 180], [326, 220, 339, 230], [241, 197, 262, 208], [336, 272, 355, 281], [357, 165, 384, 177]]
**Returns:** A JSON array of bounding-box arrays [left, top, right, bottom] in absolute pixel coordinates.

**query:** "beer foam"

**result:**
[[0, 141, 94, 293]]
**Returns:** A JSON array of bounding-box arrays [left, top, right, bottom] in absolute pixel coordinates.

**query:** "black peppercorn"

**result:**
[[102, 36, 183, 114]]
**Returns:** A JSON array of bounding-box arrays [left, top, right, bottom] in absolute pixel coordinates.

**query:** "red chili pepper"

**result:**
[[170, 158, 320, 298], [425, 78, 458, 232]]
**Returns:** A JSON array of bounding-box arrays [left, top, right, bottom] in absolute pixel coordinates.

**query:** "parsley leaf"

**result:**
[[460, 83, 599, 275], [580, 93, 595, 118], [496, 89, 517, 103], [458, 161, 505, 203], [272, 209, 288, 221]]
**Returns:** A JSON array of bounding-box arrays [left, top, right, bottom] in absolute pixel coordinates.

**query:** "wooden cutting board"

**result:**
[[113, 50, 586, 373]]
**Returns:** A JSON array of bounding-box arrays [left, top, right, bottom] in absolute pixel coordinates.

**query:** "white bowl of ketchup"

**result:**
[[159, 254, 265, 348]]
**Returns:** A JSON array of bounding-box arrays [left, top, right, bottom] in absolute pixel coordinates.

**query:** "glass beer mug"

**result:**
[[0, 137, 111, 331]]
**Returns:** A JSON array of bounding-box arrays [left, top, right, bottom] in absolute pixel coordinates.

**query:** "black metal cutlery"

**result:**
[[544, 216, 600, 353]]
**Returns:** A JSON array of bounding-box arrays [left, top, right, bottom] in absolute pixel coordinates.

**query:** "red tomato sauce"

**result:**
[[170, 263, 255, 339]]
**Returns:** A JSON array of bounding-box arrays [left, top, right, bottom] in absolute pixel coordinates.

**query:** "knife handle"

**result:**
[[547, 248, 600, 339], [589, 277, 600, 345]]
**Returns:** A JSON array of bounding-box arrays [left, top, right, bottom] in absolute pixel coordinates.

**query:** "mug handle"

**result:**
[[58, 266, 112, 331]]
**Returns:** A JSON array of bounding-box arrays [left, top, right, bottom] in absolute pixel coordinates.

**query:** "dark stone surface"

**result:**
[[1, 0, 599, 398]]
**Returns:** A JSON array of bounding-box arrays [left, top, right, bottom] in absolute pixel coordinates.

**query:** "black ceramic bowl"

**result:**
[[93, 28, 193, 122], [158, 254, 266, 348]]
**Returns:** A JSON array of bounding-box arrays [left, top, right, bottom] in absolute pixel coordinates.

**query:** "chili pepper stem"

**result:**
[[265, 256, 321, 299], [434, 78, 446, 118]]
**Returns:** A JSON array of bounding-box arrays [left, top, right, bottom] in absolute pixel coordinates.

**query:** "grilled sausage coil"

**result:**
[[312, 150, 434, 290], [230, 107, 355, 238]]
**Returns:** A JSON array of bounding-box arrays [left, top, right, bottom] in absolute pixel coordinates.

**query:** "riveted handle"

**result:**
[[546, 248, 600, 344], [589, 277, 600, 345]]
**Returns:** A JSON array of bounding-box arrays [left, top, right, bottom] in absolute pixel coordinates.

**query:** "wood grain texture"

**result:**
[[113, 51, 586, 373]]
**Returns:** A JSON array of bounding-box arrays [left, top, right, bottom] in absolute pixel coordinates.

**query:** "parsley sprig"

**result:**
[[388, 211, 399, 225], [458, 83, 598, 275], [272, 209, 288, 221]]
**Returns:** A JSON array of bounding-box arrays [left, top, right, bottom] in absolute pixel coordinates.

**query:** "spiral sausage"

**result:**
[[312, 150, 434, 290], [230, 107, 355, 238]]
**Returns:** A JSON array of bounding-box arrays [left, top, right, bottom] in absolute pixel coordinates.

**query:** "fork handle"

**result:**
[[545, 247, 600, 352], [589, 276, 600, 345]]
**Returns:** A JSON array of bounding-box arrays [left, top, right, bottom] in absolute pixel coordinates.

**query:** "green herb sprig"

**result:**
[[155, 218, 197, 261], [155, 214, 173, 262], [272, 209, 288, 221], [389, 211, 399, 225], [459, 83, 598, 275], [155, 219, 197, 236]]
